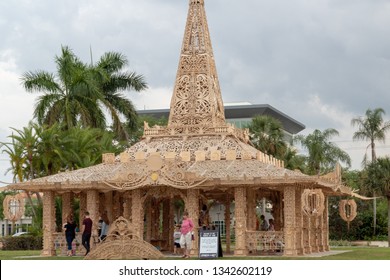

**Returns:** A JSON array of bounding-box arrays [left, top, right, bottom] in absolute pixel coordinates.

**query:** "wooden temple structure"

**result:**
[[6, 0, 359, 258]]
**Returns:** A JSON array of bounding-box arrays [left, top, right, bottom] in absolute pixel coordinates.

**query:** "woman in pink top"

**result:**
[[180, 211, 194, 258]]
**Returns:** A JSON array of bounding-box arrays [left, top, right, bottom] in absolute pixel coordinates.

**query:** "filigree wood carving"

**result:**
[[339, 199, 357, 231], [84, 216, 164, 260], [103, 156, 207, 190], [3, 194, 25, 222], [168, 0, 225, 129], [301, 189, 325, 217]]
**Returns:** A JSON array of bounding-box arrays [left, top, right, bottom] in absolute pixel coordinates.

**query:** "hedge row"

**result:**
[[1, 236, 43, 250]]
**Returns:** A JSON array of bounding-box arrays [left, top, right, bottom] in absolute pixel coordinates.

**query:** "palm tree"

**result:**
[[247, 115, 287, 159], [364, 157, 390, 246], [0, 128, 38, 217], [0, 136, 26, 183], [60, 126, 124, 170], [294, 128, 351, 175], [351, 108, 390, 235], [34, 123, 64, 176], [22, 46, 104, 130], [22, 46, 147, 140], [93, 52, 147, 140], [283, 146, 306, 172], [351, 108, 390, 165]]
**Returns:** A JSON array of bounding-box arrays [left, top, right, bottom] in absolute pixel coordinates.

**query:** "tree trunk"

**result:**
[[371, 141, 377, 237], [371, 141, 376, 162]]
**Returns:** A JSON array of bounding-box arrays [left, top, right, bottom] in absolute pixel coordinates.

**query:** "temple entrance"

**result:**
[[141, 186, 187, 253]]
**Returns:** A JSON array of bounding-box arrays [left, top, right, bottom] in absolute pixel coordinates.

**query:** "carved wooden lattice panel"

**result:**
[[168, 0, 225, 129], [85, 216, 164, 260]]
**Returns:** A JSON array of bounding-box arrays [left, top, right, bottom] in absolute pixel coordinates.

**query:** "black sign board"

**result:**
[[199, 229, 219, 259]]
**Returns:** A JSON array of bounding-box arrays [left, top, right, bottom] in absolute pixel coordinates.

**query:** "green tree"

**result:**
[[351, 108, 390, 165], [22, 46, 104, 130], [247, 115, 287, 159], [34, 123, 63, 176], [0, 135, 27, 183], [93, 52, 147, 140], [22, 46, 147, 140], [0, 123, 41, 215], [351, 108, 390, 235], [60, 126, 124, 169], [283, 146, 306, 172], [294, 128, 351, 175], [364, 157, 390, 246]]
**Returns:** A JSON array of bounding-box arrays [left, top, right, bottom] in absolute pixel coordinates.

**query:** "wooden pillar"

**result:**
[[323, 196, 330, 251], [145, 198, 152, 242], [163, 199, 170, 250], [318, 213, 324, 252], [112, 192, 121, 220], [273, 192, 282, 230], [311, 217, 319, 253], [283, 186, 297, 256], [41, 191, 56, 256], [303, 215, 310, 254], [295, 188, 304, 255], [224, 195, 231, 254], [123, 192, 131, 221], [104, 191, 113, 223], [187, 189, 199, 256], [234, 186, 247, 256], [169, 198, 175, 252], [131, 189, 143, 239], [151, 198, 160, 239], [247, 188, 256, 230], [86, 189, 99, 249], [98, 193, 105, 214], [61, 192, 73, 225]]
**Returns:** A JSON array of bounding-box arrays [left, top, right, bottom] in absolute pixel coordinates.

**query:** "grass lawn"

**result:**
[[1, 246, 389, 260]]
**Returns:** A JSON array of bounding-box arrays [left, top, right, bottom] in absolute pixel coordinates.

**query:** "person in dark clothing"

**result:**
[[82, 211, 93, 256], [63, 214, 77, 256]]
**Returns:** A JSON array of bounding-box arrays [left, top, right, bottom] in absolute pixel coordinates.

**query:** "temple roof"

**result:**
[[6, 152, 355, 198]]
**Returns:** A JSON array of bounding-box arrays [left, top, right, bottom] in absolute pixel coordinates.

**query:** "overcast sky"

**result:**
[[1, 0, 390, 185]]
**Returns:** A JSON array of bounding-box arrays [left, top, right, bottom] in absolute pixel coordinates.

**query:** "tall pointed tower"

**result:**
[[168, 0, 225, 130], [129, 0, 256, 160]]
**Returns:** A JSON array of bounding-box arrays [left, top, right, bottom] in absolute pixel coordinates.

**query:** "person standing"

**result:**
[[82, 211, 93, 256], [99, 211, 110, 241], [63, 214, 77, 256], [180, 211, 194, 259], [173, 225, 181, 255]]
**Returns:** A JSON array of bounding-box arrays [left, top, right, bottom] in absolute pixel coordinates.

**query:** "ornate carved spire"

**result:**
[[168, 0, 226, 129]]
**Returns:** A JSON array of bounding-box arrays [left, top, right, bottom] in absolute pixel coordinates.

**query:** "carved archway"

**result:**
[[85, 216, 164, 260]]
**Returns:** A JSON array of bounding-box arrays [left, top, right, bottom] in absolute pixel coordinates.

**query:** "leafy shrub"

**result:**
[[1, 236, 42, 250]]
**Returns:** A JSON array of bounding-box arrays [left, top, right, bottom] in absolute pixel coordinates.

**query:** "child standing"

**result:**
[[173, 225, 181, 255]]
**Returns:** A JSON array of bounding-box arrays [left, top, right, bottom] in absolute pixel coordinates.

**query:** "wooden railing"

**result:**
[[245, 231, 284, 254]]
